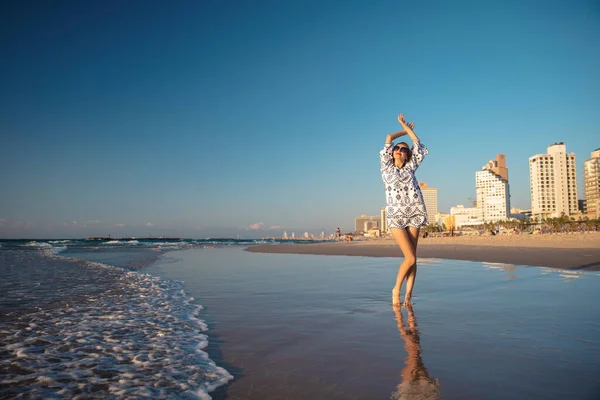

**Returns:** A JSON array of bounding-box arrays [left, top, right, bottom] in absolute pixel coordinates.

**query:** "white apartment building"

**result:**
[[583, 148, 600, 219], [418, 182, 438, 223], [354, 214, 381, 233], [450, 205, 481, 227], [476, 154, 510, 222], [529, 142, 578, 219]]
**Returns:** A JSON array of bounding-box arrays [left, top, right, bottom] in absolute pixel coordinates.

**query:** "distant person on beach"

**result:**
[[380, 114, 429, 306]]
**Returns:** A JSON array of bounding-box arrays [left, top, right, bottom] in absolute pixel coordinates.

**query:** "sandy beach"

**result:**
[[248, 232, 600, 270]]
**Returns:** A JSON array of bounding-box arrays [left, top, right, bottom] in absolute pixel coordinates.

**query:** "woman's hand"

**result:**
[[397, 114, 420, 142], [386, 115, 415, 144], [398, 114, 415, 130]]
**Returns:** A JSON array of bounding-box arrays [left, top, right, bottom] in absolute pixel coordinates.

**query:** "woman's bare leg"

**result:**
[[403, 227, 421, 305], [390, 228, 416, 306]]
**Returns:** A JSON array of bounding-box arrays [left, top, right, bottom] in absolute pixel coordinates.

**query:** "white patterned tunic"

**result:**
[[379, 141, 429, 229]]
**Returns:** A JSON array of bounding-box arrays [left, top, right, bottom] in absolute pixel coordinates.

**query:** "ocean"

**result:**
[[0, 238, 314, 399], [2, 239, 600, 399]]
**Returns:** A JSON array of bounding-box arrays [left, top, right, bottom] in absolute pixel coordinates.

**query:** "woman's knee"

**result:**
[[408, 263, 418, 275], [403, 254, 416, 266]]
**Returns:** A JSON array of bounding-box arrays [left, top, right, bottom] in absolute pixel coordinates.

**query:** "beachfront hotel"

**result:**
[[418, 182, 438, 223], [475, 154, 510, 222], [583, 148, 600, 219], [529, 142, 578, 219]]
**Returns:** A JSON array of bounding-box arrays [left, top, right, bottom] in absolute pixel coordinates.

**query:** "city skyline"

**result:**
[[1, 140, 597, 239], [1, 1, 598, 238]]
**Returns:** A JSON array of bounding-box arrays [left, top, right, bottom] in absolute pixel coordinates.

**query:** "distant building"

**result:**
[[418, 182, 438, 223], [443, 215, 455, 231], [510, 207, 532, 221], [450, 205, 481, 227], [434, 212, 450, 229], [354, 214, 381, 234], [476, 154, 510, 222], [529, 142, 578, 219], [583, 149, 600, 219], [380, 207, 387, 234]]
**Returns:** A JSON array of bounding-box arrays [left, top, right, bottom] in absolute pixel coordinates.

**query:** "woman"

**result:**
[[380, 114, 429, 306]]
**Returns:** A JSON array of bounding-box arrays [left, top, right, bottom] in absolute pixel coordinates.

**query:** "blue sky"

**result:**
[[1, 0, 598, 238]]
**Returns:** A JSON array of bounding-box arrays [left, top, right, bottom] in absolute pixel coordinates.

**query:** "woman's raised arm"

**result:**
[[386, 130, 407, 145], [385, 120, 415, 145]]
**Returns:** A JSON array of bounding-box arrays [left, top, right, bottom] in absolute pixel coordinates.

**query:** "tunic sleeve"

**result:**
[[407, 141, 428, 171], [380, 144, 394, 173]]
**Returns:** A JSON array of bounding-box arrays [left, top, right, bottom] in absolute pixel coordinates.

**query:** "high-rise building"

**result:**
[[529, 142, 578, 219], [418, 182, 438, 223], [380, 207, 387, 234], [476, 154, 510, 222], [583, 148, 600, 219], [354, 214, 381, 233]]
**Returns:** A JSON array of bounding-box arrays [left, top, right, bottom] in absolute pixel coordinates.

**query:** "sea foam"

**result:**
[[0, 248, 232, 399]]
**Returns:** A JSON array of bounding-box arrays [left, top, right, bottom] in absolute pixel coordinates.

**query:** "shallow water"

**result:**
[[145, 247, 600, 399], [0, 242, 231, 399]]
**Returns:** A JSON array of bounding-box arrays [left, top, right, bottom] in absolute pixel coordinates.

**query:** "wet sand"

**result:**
[[247, 232, 600, 270], [145, 247, 600, 399]]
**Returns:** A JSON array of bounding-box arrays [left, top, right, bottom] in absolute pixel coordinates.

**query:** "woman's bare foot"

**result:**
[[403, 297, 412, 307], [392, 288, 401, 305]]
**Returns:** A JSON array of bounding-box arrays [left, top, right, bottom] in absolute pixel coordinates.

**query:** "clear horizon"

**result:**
[[1, 0, 598, 239]]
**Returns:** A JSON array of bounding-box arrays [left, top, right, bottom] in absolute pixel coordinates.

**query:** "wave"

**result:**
[[24, 241, 53, 248], [0, 250, 232, 399]]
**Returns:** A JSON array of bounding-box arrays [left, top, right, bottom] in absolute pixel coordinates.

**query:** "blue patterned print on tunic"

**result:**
[[379, 141, 429, 229]]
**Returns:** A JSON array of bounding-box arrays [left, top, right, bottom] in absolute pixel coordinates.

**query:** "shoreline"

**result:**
[[247, 232, 600, 270]]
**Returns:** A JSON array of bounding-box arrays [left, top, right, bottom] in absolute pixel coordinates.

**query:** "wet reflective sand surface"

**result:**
[[146, 248, 600, 399]]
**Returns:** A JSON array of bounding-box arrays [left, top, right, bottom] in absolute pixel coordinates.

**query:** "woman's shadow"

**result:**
[[391, 304, 440, 400]]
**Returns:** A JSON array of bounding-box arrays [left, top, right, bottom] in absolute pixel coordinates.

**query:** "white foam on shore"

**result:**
[[1, 251, 232, 399]]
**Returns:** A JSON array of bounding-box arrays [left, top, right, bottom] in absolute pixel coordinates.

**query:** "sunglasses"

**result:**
[[393, 146, 410, 153]]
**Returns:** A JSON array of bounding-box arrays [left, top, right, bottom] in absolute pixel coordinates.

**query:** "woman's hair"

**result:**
[[395, 141, 413, 168]]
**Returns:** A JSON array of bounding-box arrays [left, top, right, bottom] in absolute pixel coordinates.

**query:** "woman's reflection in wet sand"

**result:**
[[391, 304, 440, 400]]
